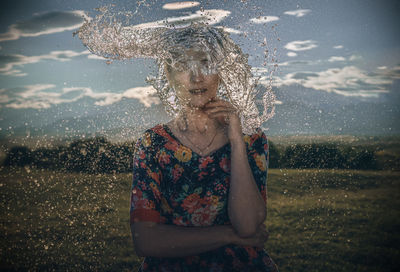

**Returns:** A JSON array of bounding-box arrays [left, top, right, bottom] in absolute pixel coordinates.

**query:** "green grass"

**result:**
[[0, 167, 399, 271]]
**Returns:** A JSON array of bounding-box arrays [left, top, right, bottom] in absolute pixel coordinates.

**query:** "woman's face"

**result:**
[[165, 49, 220, 109]]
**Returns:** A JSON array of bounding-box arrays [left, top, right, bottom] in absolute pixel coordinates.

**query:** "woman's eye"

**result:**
[[175, 63, 187, 71]]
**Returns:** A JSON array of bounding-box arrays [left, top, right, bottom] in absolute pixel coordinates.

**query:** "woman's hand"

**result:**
[[203, 98, 243, 142], [229, 222, 269, 248]]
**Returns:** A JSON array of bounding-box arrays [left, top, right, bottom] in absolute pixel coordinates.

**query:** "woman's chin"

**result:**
[[188, 100, 208, 109], [188, 96, 215, 108]]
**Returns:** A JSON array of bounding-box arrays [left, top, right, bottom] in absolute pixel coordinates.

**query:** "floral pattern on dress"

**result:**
[[130, 124, 278, 272]]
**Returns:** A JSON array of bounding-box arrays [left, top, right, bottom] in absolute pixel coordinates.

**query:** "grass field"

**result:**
[[1, 167, 399, 271]]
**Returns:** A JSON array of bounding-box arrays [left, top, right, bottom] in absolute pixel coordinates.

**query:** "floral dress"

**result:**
[[130, 124, 279, 272]]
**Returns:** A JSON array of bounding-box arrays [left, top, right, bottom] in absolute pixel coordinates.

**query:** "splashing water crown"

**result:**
[[76, 9, 275, 134]]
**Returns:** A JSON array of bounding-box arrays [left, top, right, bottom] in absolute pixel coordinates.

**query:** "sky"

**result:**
[[0, 0, 399, 143]]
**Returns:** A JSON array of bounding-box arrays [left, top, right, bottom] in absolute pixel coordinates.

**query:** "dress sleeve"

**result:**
[[130, 131, 163, 224], [246, 128, 269, 203]]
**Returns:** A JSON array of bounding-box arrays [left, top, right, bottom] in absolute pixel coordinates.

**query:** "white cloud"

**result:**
[[87, 54, 107, 60], [162, 1, 200, 10], [284, 40, 318, 51], [0, 94, 9, 103], [131, 9, 230, 28], [94, 86, 160, 107], [274, 60, 315, 67], [18, 84, 56, 99], [328, 56, 346, 62], [2, 69, 27, 77], [283, 9, 311, 17], [376, 65, 400, 80], [5, 84, 58, 109], [349, 54, 362, 61], [2, 85, 160, 109], [333, 45, 343, 49], [249, 16, 279, 24], [0, 11, 87, 42], [287, 52, 298, 57], [0, 50, 89, 76], [270, 66, 393, 98], [215, 26, 242, 35]]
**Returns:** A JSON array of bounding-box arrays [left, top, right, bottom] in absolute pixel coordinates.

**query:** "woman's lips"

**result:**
[[189, 88, 207, 95]]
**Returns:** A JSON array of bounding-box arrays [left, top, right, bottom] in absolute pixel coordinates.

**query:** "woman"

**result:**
[[78, 16, 277, 270], [129, 26, 279, 271]]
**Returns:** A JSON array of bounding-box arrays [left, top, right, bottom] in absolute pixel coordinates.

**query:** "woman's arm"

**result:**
[[228, 136, 266, 237], [131, 222, 268, 258], [205, 100, 267, 237]]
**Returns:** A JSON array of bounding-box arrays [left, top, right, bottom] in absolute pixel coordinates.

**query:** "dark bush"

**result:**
[[32, 147, 64, 169], [268, 141, 280, 168], [2, 137, 379, 172], [56, 137, 134, 173], [341, 147, 378, 170], [281, 144, 347, 169], [3, 146, 33, 167]]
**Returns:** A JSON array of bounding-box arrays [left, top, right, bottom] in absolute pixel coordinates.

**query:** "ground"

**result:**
[[0, 167, 399, 271]]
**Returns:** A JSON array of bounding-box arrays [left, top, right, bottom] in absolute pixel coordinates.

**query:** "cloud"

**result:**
[[131, 9, 230, 28], [284, 40, 318, 51], [276, 60, 315, 67], [328, 56, 346, 62], [283, 9, 311, 17], [1, 69, 27, 77], [0, 88, 9, 103], [249, 16, 279, 24], [94, 86, 160, 107], [215, 26, 242, 35], [349, 54, 362, 61], [1, 85, 160, 109], [4, 84, 58, 109], [0, 11, 87, 42], [0, 50, 89, 77], [162, 1, 200, 10], [287, 52, 298, 57], [376, 65, 400, 80], [87, 54, 107, 60], [270, 66, 394, 98], [333, 45, 343, 49]]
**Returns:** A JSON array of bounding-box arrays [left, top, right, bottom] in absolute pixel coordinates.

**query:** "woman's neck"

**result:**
[[177, 107, 219, 134]]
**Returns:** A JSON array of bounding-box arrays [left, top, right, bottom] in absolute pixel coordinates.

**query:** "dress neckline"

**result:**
[[161, 123, 230, 158]]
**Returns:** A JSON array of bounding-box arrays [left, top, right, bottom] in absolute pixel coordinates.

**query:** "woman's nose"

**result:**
[[190, 68, 204, 83]]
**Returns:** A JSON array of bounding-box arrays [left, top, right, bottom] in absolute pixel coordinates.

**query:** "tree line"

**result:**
[[3, 137, 378, 173]]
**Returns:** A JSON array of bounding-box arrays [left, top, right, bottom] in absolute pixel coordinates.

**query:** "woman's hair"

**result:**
[[77, 16, 274, 134], [148, 24, 264, 133]]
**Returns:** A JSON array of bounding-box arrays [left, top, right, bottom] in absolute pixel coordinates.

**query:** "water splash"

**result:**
[[76, 6, 276, 134]]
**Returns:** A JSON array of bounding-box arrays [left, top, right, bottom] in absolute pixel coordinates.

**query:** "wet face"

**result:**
[[165, 49, 220, 109]]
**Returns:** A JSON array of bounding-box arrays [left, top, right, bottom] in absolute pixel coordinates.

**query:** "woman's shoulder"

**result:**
[[243, 127, 267, 141], [243, 127, 268, 150], [135, 123, 170, 147]]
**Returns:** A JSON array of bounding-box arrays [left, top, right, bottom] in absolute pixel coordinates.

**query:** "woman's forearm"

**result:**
[[131, 222, 236, 258], [228, 138, 266, 237]]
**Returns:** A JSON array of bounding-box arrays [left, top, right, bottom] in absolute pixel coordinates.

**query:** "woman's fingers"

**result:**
[[206, 110, 235, 126], [208, 110, 234, 117], [204, 106, 235, 115], [204, 99, 243, 140], [204, 104, 237, 117], [205, 99, 235, 110]]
